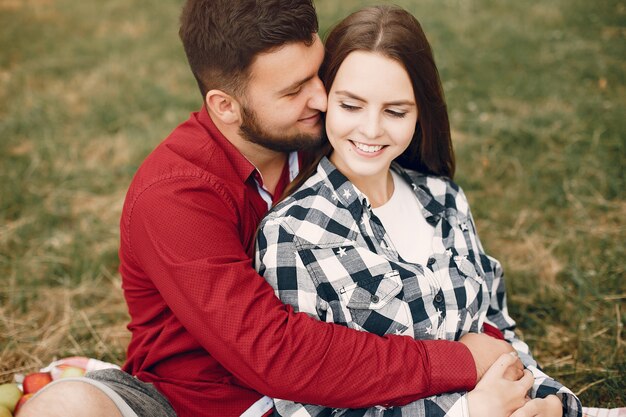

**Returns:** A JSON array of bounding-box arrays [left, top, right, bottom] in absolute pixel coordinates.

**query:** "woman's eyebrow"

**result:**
[[334, 90, 366, 102], [334, 90, 415, 106]]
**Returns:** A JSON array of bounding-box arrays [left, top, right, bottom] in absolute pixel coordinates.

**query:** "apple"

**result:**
[[14, 393, 33, 415], [0, 382, 22, 412], [59, 366, 86, 378], [22, 372, 53, 394], [0, 405, 12, 417]]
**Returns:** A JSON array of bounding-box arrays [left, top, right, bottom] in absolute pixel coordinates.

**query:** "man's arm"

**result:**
[[126, 177, 475, 408]]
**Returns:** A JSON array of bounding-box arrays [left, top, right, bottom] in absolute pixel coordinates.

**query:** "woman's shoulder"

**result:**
[[392, 164, 471, 214], [261, 170, 339, 226], [259, 169, 359, 248], [393, 164, 463, 196]]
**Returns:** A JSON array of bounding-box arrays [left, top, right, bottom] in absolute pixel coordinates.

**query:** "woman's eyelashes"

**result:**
[[339, 102, 407, 118], [385, 109, 407, 118], [339, 102, 360, 111]]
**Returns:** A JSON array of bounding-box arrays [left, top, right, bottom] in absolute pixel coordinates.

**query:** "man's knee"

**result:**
[[18, 380, 124, 417]]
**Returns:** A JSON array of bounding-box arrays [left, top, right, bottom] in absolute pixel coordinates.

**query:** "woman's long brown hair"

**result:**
[[283, 5, 455, 199]]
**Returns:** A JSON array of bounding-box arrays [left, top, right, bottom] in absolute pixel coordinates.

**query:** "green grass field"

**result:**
[[1, 0, 624, 408]]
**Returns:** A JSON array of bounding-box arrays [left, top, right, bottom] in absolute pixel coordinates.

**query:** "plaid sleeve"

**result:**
[[459, 189, 583, 417], [387, 392, 469, 417], [272, 395, 470, 417], [256, 214, 338, 417], [485, 265, 582, 417], [255, 214, 325, 319]]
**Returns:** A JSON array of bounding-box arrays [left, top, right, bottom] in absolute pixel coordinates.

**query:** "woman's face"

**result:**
[[326, 51, 418, 183]]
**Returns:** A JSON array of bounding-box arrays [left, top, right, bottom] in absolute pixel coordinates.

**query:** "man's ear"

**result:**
[[205, 89, 242, 125]]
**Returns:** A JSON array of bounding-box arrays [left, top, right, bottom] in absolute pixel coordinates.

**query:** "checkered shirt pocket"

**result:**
[[299, 245, 411, 336]]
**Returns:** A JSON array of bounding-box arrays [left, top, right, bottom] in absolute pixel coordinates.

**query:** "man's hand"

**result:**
[[459, 332, 523, 381], [510, 395, 563, 417], [467, 353, 534, 417]]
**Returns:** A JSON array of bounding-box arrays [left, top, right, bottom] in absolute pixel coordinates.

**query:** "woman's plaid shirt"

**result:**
[[255, 157, 581, 417]]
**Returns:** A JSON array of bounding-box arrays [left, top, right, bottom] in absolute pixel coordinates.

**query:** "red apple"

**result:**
[[22, 372, 53, 394], [14, 393, 33, 415]]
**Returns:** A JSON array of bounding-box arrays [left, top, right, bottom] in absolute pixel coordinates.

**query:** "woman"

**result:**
[[255, 5, 581, 417]]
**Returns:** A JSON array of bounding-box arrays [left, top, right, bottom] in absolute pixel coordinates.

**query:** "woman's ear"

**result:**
[[205, 89, 242, 125]]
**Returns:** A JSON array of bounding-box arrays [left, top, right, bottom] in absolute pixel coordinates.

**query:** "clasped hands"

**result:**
[[460, 333, 563, 417]]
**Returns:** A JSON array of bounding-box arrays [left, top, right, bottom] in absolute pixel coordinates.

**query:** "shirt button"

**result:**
[[371, 295, 380, 303], [434, 294, 443, 303]]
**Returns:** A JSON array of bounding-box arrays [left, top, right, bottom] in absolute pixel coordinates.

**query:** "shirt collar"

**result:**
[[254, 152, 300, 210], [390, 162, 452, 226], [317, 157, 370, 222], [316, 156, 454, 227], [196, 105, 256, 183]]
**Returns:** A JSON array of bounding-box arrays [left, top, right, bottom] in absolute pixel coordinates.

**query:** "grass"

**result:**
[[1, 0, 624, 408]]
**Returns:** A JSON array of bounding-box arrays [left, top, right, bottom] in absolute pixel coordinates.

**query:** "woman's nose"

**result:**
[[359, 111, 383, 140]]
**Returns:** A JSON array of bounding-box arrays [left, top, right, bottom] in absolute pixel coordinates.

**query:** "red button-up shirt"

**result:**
[[119, 107, 476, 417]]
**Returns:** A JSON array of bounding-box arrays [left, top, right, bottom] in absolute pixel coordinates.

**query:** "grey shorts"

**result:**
[[34, 369, 177, 417]]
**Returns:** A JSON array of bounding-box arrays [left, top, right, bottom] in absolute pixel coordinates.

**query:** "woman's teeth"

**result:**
[[353, 141, 383, 153]]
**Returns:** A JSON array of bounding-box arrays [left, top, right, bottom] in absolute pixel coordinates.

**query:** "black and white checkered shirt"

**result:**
[[255, 157, 581, 417]]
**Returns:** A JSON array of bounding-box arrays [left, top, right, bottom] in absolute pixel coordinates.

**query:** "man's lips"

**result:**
[[299, 113, 321, 125]]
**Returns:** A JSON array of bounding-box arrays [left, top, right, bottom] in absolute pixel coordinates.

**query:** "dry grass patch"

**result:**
[[82, 134, 133, 171], [499, 234, 564, 291], [0, 276, 129, 379]]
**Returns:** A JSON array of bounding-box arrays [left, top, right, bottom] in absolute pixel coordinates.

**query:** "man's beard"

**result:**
[[239, 104, 323, 153]]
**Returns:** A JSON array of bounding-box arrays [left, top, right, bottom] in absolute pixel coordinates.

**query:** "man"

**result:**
[[20, 1, 519, 416]]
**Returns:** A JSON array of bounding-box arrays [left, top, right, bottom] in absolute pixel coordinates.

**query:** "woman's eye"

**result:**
[[386, 109, 407, 118], [340, 103, 360, 111]]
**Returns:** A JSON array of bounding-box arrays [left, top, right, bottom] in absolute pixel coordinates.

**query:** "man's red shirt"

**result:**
[[119, 107, 476, 417]]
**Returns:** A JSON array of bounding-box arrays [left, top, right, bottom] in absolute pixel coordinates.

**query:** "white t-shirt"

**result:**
[[372, 170, 434, 264]]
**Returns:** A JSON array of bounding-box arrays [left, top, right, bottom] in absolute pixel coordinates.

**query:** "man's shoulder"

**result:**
[[127, 142, 215, 199], [123, 117, 243, 216]]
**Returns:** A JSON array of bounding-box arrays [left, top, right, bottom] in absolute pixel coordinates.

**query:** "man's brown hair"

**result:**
[[179, 0, 319, 98]]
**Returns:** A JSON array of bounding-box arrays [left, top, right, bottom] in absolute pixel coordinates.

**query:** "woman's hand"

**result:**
[[467, 352, 534, 417], [509, 395, 563, 417]]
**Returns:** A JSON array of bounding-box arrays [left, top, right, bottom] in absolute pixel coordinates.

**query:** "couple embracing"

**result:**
[[20, 1, 581, 417]]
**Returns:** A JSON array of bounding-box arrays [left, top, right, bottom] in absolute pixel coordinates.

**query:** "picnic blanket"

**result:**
[[583, 408, 626, 417], [23, 358, 626, 417]]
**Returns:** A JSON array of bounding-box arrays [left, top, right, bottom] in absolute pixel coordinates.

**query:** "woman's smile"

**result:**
[[351, 140, 386, 155]]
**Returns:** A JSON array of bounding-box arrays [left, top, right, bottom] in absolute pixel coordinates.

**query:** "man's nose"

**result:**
[[307, 76, 327, 112]]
